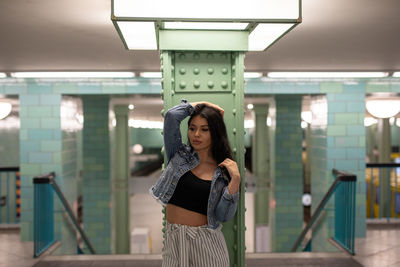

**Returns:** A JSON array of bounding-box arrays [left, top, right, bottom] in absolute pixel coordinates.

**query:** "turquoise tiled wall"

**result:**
[[82, 95, 111, 254], [271, 95, 303, 252], [1, 77, 400, 254]]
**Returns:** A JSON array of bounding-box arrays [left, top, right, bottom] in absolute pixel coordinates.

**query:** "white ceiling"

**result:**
[[1, 0, 400, 74]]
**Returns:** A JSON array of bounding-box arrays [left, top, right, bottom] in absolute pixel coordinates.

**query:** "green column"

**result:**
[[378, 118, 391, 217], [253, 104, 270, 252], [159, 30, 247, 267], [113, 105, 130, 254], [367, 124, 377, 163]]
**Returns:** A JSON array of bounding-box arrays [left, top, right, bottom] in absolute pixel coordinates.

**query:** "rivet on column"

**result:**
[[179, 81, 186, 89], [193, 53, 200, 60], [221, 68, 228, 75], [179, 68, 186, 75], [221, 81, 228, 89], [193, 81, 200, 89], [207, 81, 214, 89], [207, 68, 214, 75], [193, 68, 200, 75]]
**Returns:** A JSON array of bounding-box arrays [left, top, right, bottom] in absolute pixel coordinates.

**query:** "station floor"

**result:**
[[1, 224, 399, 267]]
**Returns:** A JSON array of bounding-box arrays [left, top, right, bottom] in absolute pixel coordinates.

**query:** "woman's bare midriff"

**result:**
[[166, 204, 207, 226]]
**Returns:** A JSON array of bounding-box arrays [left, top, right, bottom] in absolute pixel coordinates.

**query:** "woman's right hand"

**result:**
[[191, 101, 224, 116]]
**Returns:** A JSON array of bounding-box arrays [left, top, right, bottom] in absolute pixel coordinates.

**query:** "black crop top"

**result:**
[[168, 171, 212, 215]]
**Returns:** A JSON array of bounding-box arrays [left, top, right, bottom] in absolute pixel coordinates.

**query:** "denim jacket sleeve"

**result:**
[[163, 99, 194, 163], [215, 186, 239, 222]]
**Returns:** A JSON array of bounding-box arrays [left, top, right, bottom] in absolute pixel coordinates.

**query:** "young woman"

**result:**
[[150, 99, 241, 267]]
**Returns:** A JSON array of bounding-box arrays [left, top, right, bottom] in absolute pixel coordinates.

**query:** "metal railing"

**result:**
[[291, 169, 357, 255], [366, 163, 400, 220], [33, 172, 96, 257], [0, 167, 20, 225]]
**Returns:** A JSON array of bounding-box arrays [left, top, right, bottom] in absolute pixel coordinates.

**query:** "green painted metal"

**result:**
[[113, 105, 130, 254], [252, 105, 270, 226], [159, 30, 248, 51], [378, 118, 391, 217], [160, 46, 245, 266]]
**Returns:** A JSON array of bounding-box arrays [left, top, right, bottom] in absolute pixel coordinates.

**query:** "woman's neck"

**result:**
[[196, 148, 215, 165]]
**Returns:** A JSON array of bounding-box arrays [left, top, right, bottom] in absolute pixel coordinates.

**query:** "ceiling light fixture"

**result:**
[[0, 73, 7, 78], [10, 72, 135, 78], [112, 0, 301, 51], [366, 100, 400, 118], [0, 102, 12, 120], [364, 117, 378, 127], [393, 72, 400, 78], [301, 111, 312, 124], [268, 72, 389, 78]]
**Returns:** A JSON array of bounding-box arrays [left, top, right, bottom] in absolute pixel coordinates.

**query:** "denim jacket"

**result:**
[[149, 100, 239, 229]]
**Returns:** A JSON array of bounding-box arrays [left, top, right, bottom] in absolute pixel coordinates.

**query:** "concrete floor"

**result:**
[[1, 224, 400, 267]]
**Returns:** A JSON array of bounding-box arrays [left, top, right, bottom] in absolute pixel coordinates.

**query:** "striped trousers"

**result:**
[[162, 222, 229, 267]]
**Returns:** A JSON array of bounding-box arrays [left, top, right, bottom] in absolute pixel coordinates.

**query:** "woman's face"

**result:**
[[188, 115, 212, 152]]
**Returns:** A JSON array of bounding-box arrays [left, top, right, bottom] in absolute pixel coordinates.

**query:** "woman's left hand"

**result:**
[[219, 159, 241, 195]]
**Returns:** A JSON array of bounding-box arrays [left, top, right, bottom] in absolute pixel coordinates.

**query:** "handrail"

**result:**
[[366, 163, 400, 168], [50, 175, 96, 254], [291, 169, 356, 254], [0, 167, 20, 171], [33, 172, 96, 257]]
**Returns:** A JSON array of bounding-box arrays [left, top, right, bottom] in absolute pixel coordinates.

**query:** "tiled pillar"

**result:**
[[271, 95, 303, 252], [19, 86, 63, 242], [311, 82, 367, 251], [82, 95, 111, 254]]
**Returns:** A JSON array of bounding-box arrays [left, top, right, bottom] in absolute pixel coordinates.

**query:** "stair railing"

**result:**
[[291, 169, 356, 255], [33, 172, 96, 257]]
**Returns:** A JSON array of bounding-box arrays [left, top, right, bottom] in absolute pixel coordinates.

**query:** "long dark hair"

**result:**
[[188, 104, 233, 164]]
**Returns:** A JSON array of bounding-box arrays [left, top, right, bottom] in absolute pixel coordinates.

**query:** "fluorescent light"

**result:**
[[0, 102, 12, 120], [117, 21, 157, 50], [128, 104, 135, 110], [10, 72, 135, 78], [244, 72, 263, 79], [164, 22, 248, 30], [249, 23, 294, 51], [0, 73, 6, 78], [113, 0, 300, 20], [247, 104, 254, 110], [268, 72, 389, 78], [393, 72, 400, 77], [140, 72, 162, 78], [128, 119, 163, 129], [366, 100, 400, 118]]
